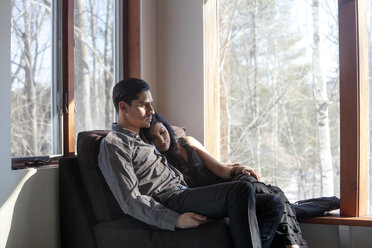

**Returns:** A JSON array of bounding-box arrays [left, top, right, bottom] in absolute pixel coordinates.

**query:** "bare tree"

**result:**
[[74, 0, 93, 132], [218, 0, 339, 201], [74, 0, 114, 135], [11, 0, 52, 157], [11, 0, 115, 157], [103, 0, 114, 129], [312, 0, 334, 196]]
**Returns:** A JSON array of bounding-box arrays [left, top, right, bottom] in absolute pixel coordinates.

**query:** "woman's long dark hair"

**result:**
[[141, 112, 188, 173]]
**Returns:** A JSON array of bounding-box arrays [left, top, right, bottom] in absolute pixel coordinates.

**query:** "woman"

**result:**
[[141, 112, 307, 248]]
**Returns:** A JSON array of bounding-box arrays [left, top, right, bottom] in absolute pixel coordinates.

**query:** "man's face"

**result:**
[[120, 90, 155, 132]]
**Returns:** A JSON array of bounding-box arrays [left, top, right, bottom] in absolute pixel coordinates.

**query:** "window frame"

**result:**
[[11, 0, 141, 169], [204, 0, 370, 222], [338, 0, 368, 218]]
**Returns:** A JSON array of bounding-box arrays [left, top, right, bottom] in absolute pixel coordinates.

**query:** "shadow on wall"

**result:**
[[5, 168, 60, 248]]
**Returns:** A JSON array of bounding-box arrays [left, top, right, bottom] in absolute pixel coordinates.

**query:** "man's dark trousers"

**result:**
[[164, 181, 284, 248]]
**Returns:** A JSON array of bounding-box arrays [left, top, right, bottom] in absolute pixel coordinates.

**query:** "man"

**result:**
[[98, 78, 284, 248]]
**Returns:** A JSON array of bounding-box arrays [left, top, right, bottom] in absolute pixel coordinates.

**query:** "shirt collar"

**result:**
[[112, 123, 141, 140]]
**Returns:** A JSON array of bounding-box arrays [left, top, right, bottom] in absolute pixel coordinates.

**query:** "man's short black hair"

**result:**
[[113, 78, 150, 112]]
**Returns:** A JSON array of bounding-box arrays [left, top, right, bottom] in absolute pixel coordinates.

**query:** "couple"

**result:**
[[98, 78, 307, 248]]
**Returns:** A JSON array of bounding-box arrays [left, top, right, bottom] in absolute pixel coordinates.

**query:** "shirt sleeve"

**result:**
[[98, 138, 180, 231]]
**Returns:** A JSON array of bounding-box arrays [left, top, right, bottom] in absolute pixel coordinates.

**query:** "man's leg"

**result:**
[[164, 181, 262, 248]]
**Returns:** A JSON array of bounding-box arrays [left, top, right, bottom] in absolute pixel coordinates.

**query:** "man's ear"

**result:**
[[118, 101, 128, 113]]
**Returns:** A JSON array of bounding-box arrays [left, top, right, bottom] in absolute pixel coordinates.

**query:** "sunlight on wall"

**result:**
[[0, 169, 36, 247]]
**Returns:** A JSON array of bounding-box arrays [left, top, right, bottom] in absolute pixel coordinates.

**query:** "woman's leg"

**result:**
[[234, 174, 308, 248], [255, 193, 285, 248]]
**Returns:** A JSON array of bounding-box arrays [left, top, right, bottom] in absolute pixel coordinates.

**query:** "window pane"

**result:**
[[74, 0, 115, 140], [11, 0, 60, 157], [218, 0, 339, 201]]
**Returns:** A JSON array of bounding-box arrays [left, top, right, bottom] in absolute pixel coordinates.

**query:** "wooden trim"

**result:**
[[203, 0, 219, 158], [356, 0, 369, 217], [62, 0, 75, 156], [339, 0, 358, 217], [299, 215, 372, 227], [123, 0, 141, 78], [338, 0, 368, 217], [12, 157, 62, 170]]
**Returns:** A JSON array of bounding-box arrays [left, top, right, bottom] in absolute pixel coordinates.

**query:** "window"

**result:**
[[216, 0, 339, 202], [205, 0, 370, 219], [11, 0, 60, 158], [10, 0, 140, 168], [73, 0, 115, 140]]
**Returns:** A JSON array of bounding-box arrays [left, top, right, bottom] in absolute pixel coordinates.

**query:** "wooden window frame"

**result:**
[[204, 0, 371, 224], [62, 0, 141, 156], [338, 0, 368, 218], [12, 0, 141, 169], [204, 0, 219, 159]]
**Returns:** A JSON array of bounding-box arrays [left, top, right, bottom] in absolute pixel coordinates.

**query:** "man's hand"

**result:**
[[175, 212, 208, 229]]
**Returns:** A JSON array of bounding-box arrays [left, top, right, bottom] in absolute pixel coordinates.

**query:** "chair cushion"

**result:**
[[94, 217, 233, 248], [77, 130, 125, 222], [59, 157, 97, 248]]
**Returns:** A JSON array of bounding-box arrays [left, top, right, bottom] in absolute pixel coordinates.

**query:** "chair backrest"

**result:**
[[77, 130, 125, 222]]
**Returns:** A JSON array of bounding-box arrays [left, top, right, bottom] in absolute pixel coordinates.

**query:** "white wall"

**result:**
[[140, 0, 372, 248], [154, 0, 204, 142], [301, 223, 372, 248], [0, 1, 59, 247], [141, 0, 158, 110]]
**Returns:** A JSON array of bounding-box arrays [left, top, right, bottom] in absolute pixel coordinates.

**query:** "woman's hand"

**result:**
[[228, 163, 261, 181], [239, 166, 261, 181]]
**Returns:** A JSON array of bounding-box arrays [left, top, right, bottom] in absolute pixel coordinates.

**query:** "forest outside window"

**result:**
[[11, 0, 118, 167], [11, 0, 60, 159], [205, 0, 370, 219], [74, 0, 115, 142], [216, 0, 339, 202]]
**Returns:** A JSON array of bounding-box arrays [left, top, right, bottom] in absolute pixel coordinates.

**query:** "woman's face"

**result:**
[[150, 121, 171, 152]]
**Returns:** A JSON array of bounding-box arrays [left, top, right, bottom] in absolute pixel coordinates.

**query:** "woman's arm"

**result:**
[[183, 136, 231, 179], [184, 136, 261, 181]]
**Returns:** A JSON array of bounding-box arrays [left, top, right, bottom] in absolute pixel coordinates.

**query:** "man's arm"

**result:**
[[98, 139, 180, 231]]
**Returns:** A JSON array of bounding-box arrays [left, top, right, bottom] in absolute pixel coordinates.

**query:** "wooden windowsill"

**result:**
[[11, 156, 76, 170], [299, 213, 372, 227]]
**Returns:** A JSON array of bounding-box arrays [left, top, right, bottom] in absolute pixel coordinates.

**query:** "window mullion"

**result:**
[[123, 0, 141, 78], [62, 0, 75, 156], [356, 0, 369, 217], [203, 0, 219, 159], [338, 0, 368, 217]]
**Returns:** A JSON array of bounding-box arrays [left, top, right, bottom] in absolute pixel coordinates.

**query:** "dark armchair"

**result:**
[[59, 130, 234, 248]]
